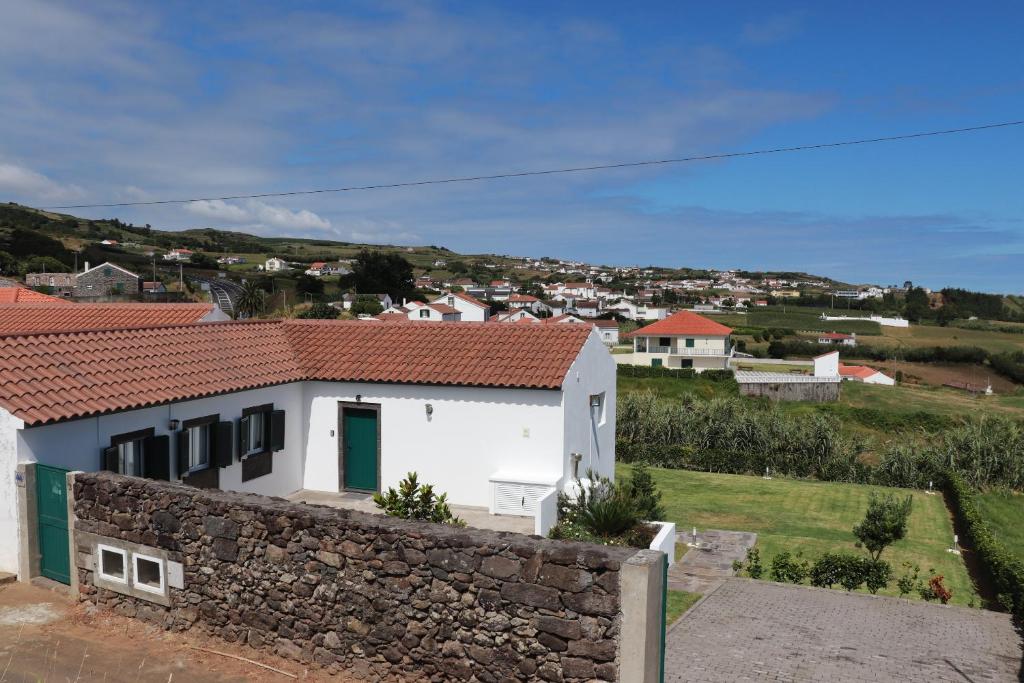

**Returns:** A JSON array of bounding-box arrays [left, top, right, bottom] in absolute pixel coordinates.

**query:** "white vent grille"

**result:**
[[493, 481, 552, 516]]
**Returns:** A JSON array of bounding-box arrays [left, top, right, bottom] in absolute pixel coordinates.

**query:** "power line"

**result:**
[[43, 119, 1024, 210]]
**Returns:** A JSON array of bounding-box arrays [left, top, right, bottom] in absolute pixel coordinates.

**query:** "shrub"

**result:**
[[770, 551, 809, 584], [863, 559, 893, 594], [620, 462, 666, 520], [296, 302, 339, 319], [742, 547, 764, 579], [373, 472, 465, 526], [852, 493, 913, 561], [897, 562, 923, 599], [809, 552, 849, 589], [920, 575, 953, 604]]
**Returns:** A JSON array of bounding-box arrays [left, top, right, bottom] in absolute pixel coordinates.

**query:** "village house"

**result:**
[[620, 310, 734, 371], [572, 299, 601, 318], [24, 272, 76, 297], [839, 363, 895, 386], [337, 293, 394, 312], [0, 302, 228, 334], [0, 288, 72, 305], [384, 301, 462, 322], [818, 331, 857, 347], [265, 257, 290, 272], [430, 291, 490, 321], [592, 319, 620, 345], [305, 261, 327, 276], [507, 293, 543, 314], [163, 248, 193, 262], [490, 309, 540, 323], [74, 262, 141, 298], [142, 281, 166, 295], [0, 319, 615, 583]]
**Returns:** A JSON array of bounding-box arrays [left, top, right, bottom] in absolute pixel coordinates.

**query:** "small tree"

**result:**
[[853, 493, 913, 561], [350, 295, 384, 316], [620, 462, 665, 521], [236, 280, 266, 319]]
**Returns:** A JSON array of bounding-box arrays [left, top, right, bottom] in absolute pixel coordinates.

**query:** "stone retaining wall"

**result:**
[[71, 472, 663, 681]]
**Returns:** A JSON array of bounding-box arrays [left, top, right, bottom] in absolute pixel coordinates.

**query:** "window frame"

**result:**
[[419, 308, 431, 319], [97, 544, 128, 585], [110, 427, 155, 476], [181, 414, 218, 474], [132, 552, 165, 595], [241, 404, 273, 458]]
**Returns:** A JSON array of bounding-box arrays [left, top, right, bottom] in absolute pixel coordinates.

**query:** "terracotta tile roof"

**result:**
[[508, 294, 538, 303], [624, 310, 732, 337], [819, 332, 854, 340], [428, 303, 460, 315], [0, 288, 72, 305], [0, 303, 217, 334], [0, 319, 594, 425], [839, 364, 877, 379]]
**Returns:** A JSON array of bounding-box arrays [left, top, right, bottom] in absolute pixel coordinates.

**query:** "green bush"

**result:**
[[770, 551, 809, 584], [551, 469, 665, 548], [373, 472, 465, 526], [945, 471, 1024, 622], [619, 462, 666, 520], [617, 365, 697, 379]]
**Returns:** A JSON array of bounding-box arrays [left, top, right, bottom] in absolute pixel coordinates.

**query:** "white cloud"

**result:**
[[185, 199, 330, 231], [0, 162, 84, 201]]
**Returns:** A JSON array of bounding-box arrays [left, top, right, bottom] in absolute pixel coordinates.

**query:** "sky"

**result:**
[[1, 1, 1022, 292]]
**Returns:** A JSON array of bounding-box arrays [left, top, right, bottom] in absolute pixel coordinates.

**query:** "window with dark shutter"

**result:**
[[142, 435, 171, 480], [176, 429, 189, 479], [270, 410, 286, 452], [107, 427, 155, 476]]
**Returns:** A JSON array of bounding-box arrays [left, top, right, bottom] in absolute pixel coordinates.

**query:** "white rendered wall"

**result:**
[[0, 408, 24, 574], [14, 383, 306, 499], [432, 294, 488, 322], [561, 332, 617, 484], [302, 381, 566, 508]]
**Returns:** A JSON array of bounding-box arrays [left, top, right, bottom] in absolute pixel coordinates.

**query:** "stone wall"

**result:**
[[71, 472, 659, 682]]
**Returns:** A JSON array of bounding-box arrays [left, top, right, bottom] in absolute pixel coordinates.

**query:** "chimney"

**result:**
[[83, 261, 89, 273]]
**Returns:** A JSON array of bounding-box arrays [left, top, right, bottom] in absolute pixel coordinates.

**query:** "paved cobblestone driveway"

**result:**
[[666, 579, 1022, 682]]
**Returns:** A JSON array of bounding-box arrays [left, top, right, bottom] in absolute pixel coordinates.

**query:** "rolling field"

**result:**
[[861, 324, 1024, 355], [716, 306, 883, 335], [975, 490, 1024, 560], [621, 464, 980, 606]]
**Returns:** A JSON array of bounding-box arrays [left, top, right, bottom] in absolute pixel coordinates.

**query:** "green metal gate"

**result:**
[[659, 552, 668, 683], [35, 464, 71, 584]]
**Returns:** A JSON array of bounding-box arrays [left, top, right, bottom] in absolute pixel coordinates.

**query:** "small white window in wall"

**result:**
[[589, 392, 606, 426], [97, 544, 128, 584], [133, 553, 165, 595]]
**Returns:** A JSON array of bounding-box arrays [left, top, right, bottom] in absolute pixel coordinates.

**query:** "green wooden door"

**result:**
[[36, 464, 71, 584], [343, 408, 378, 491]]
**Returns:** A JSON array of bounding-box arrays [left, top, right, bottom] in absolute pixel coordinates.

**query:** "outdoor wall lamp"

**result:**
[[168, 418, 180, 430], [425, 403, 433, 417], [355, 394, 362, 403]]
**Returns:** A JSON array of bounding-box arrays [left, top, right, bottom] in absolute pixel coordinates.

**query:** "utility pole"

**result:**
[[179, 263, 183, 292]]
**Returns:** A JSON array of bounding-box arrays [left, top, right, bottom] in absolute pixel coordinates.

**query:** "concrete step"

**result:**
[[0, 572, 16, 586]]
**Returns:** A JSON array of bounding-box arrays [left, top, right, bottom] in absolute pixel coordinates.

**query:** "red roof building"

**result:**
[[624, 310, 732, 337], [0, 288, 72, 305], [0, 303, 224, 335]]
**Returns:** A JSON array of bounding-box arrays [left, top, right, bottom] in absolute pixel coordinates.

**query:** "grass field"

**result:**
[[716, 306, 883, 335], [975, 490, 1024, 560], [862, 324, 1024, 355], [665, 590, 702, 625], [621, 464, 980, 606]]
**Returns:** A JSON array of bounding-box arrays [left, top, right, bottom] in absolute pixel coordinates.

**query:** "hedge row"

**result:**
[[615, 365, 736, 383], [944, 471, 1024, 622]]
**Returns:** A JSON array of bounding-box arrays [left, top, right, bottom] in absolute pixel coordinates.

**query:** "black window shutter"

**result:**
[[238, 416, 250, 455], [102, 446, 119, 472], [143, 435, 170, 480], [270, 410, 286, 452], [215, 421, 234, 468], [176, 429, 189, 479]]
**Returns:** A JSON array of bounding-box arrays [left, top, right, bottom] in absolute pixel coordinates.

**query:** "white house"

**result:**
[[162, 248, 193, 262], [0, 319, 615, 582], [817, 332, 857, 347], [265, 257, 290, 272], [839, 364, 896, 386], [619, 310, 733, 371], [395, 301, 462, 322], [491, 309, 540, 323], [431, 291, 490, 322]]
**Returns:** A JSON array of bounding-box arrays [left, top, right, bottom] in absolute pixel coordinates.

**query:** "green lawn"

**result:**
[[716, 306, 884, 335], [621, 464, 980, 606], [975, 490, 1024, 560], [665, 590, 701, 625]]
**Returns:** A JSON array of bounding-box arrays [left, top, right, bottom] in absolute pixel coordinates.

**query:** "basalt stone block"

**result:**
[[561, 591, 617, 617], [204, 516, 239, 540], [480, 555, 521, 580], [500, 582, 561, 611]]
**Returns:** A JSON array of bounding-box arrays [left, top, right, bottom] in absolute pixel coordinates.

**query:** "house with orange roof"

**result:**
[[0, 319, 615, 582], [621, 310, 734, 371], [839, 363, 895, 386], [0, 287, 73, 305]]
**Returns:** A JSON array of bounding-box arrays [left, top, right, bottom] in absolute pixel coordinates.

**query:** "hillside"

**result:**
[[0, 202, 846, 287]]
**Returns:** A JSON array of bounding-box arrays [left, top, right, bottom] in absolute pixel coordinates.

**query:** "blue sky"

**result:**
[[1, 2, 1022, 292]]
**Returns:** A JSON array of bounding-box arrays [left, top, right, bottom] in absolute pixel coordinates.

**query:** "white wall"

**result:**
[[302, 382, 566, 508], [0, 407, 25, 573], [432, 294, 488, 322], [14, 383, 306, 499], [561, 332, 616, 484], [813, 352, 840, 377]]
